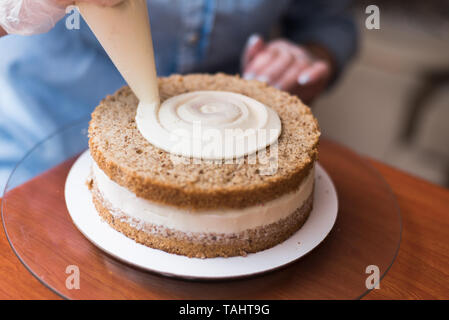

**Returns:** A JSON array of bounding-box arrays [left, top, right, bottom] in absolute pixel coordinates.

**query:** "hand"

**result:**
[[242, 35, 334, 103], [0, 0, 123, 36]]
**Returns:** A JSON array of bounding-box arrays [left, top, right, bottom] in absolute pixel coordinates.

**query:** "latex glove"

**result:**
[[0, 0, 67, 35], [242, 34, 333, 103], [0, 0, 122, 36]]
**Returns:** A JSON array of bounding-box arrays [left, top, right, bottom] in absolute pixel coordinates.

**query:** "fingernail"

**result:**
[[246, 34, 261, 47], [256, 75, 269, 83], [243, 73, 256, 80], [298, 73, 310, 85]]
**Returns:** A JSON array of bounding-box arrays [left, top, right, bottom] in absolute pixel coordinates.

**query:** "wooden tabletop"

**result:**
[[1, 140, 448, 300]]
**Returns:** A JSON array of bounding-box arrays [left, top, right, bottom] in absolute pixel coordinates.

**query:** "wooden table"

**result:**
[[1, 139, 448, 300]]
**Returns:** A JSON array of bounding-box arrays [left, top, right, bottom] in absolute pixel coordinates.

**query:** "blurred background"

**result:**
[[314, 0, 449, 187]]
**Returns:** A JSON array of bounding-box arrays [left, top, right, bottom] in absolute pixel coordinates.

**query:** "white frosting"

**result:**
[[92, 163, 314, 234], [135, 91, 282, 160]]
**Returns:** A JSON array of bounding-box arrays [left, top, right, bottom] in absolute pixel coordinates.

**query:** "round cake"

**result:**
[[87, 73, 320, 258]]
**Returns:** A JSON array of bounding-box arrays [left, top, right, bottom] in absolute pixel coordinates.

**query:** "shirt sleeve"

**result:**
[[281, 0, 358, 82]]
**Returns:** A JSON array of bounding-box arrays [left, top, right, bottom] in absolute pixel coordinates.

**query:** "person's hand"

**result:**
[[242, 35, 334, 103], [0, 0, 123, 36]]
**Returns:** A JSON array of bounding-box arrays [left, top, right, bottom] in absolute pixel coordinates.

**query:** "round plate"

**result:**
[[1, 118, 401, 299], [65, 150, 338, 280]]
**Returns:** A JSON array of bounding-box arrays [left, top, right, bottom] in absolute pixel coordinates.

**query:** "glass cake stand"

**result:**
[[1, 117, 401, 299]]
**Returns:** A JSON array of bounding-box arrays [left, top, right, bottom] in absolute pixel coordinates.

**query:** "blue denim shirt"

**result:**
[[0, 0, 356, 191]]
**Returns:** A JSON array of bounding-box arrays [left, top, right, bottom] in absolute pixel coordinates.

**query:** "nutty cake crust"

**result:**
[[88, 73, 320, 210]]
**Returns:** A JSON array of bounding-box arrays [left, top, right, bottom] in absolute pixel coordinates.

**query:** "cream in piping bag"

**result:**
[[77, 0, 159, 105], [79, 1, 281, 160]]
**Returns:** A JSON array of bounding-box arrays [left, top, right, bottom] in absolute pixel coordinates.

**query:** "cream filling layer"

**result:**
[[92, 162, 314, 234]]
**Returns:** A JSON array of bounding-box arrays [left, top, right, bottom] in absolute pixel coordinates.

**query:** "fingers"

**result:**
[[297, 61, 330, 86], [241, 38, 331, 103], [274, 61, 308, 91], [241, 34, 265, 68], [243, 48, 277, 81], [259, 49, 294, 84], [294, 62, 331, 103]]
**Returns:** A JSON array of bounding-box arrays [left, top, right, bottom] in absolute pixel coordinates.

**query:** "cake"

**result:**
[[87, 73, 320, 258]]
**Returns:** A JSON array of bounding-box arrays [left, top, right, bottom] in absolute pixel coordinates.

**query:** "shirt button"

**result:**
[[187, 32, 199, 45]]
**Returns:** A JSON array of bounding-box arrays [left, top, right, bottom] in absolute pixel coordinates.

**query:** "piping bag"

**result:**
[[77, 0, 160, 105]]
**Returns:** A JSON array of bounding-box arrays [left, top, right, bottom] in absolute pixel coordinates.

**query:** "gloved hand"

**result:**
[[0, 0, 122, 36]]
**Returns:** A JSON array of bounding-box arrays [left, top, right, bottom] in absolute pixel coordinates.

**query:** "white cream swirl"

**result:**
[[135, 91, 281, 159]]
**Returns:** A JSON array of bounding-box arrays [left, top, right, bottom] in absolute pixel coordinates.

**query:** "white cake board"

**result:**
[[65, 151, 338, 280]]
